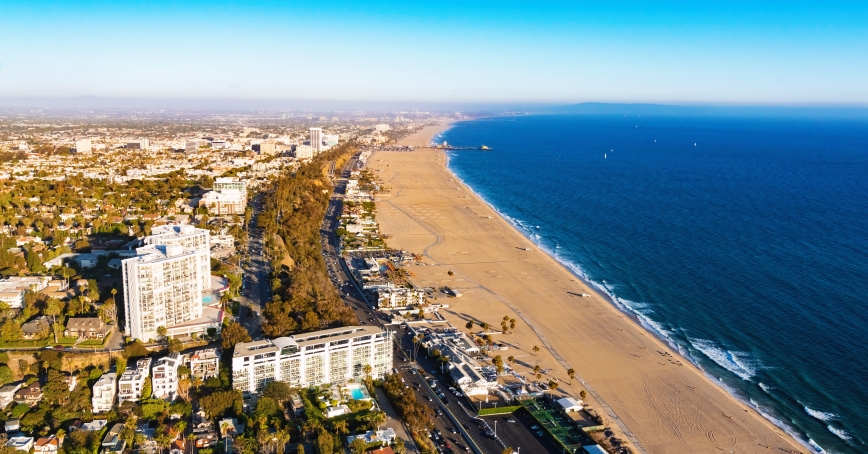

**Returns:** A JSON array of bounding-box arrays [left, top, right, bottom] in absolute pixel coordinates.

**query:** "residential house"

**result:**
[[0, 383, 23, 407], [4, 418, 19, 432], [6, 437, 33, 452], [151, 353, 182, 400], [118, 358, 151, 403], [80, 420, 108, 431], [187, 348, 219, 380], [289, 393, 304, 418], [65, 317, 109, 339], [21, 316, 50, 340], [101, 423, 126, 454], [33, 435, 61, 454], [345, 428, 397, 446], [14, 382, 43, 406], [91, 372, 116, 413]]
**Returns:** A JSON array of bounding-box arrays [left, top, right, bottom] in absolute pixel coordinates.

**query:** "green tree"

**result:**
[[140, 379, 152, 399], [315, 430, 334, 454], [532, 345, 540, 355], [220, 322, 251, 350], [168, 338, 183, 353], [349, 438, 367, 454], [0, 319, 22, 342], [567, 368, 575, 385], [156, 326, 167, 339], [0, 365, 9, 386]]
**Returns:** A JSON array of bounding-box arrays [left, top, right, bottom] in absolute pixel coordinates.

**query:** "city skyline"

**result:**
[[1, 1, 866, 104]]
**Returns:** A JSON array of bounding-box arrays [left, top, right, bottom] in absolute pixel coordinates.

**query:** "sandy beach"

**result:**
[[367, 123, 806, 453]]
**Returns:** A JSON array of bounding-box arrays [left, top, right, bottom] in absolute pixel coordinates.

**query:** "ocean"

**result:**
[[438, 114, 868, 454]]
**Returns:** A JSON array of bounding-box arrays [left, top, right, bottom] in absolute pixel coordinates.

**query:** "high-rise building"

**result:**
[[294, 145, 314, 160], [74, 138, 92, 154], [309, 127, 323, 154], [144, 225, 211, 290], [232, 326, 393, 394], [122, 244, 205, 341]]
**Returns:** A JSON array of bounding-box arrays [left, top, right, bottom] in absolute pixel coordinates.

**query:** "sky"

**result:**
[[1, 0, 867, 105]]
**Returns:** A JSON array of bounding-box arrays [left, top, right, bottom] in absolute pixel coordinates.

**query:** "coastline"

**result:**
[[370, 126, 808, 453]]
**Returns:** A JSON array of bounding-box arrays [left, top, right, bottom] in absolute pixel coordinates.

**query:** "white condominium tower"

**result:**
[[232, 326, 393, 394], [122, 244, 205, 341], [309, 127, 323, 154], [144, 225, 211, 290]]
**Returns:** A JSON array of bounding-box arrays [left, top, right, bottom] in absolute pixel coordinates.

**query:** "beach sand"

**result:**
[[366, 124, 805, 453]]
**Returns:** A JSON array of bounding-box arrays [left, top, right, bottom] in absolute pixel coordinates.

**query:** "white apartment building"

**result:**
[[74, 138, 92, 153], [309, 127, 323, 153], [259, 141, 278, 155], [295, 145, 314, 160], [375, 124, 391, 132], [198, 190, 245, 215], [91, 372, 116, 413], [232, 326, 392, 395], [122, 244, 205, 341], [0, 276, 52, 309], [151, 352, 183, 400], [188, 348, 220, 379], [118, 358, 152, 403], [144, 225, 211, 290], [213, 177, 247, 195], [376, 285, 425, 310]]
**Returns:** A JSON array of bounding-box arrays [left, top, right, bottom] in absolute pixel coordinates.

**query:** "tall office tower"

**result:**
[[309, 127, 323, 154], [122, 244, 205, 341]]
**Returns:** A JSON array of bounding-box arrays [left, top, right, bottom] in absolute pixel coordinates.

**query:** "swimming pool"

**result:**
[[350, 388, 365, 400]]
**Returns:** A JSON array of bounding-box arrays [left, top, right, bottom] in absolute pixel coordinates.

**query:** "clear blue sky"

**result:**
[[1, 0, 866, 104]]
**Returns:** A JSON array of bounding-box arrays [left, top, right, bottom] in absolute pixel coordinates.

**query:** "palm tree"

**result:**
[[547, 380, 559, 398], [507, 356, 515, 366], [532, 345, 540, 355], [509, 318, 516, 330], [332, 420, 349, 437], [567, 368, 575, 385], [465, 320, 473, 331]]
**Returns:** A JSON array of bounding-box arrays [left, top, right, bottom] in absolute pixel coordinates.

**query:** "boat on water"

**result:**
[[480, 145, 491, 150]]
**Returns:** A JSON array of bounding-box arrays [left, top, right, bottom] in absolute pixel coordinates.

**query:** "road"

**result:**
[[316, 154, 559, 454], [240, 193, 267, 339]]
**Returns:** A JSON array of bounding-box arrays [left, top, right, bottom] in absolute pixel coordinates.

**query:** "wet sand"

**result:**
[[366, 125, 806, 453]]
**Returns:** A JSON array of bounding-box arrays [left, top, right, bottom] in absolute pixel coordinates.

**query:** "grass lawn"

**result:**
[[57, 337, 78, 345], [0, 339, 50, 348], [78, 336, 109, 348]]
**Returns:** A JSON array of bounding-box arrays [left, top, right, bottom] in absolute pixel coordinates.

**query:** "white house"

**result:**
[[6, 437, 34, 452], [33, 435, 60, 454], [118, 358, 152, 403], [91, 372, 117, 413], [151, 352, 183, 400]]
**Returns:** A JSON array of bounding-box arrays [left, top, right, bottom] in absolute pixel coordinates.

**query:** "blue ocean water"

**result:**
[[439, 114, 868, 454]]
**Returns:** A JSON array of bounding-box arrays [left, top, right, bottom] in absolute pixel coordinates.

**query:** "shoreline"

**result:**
[[441, 147, 820, 452], [378, 126, 808, 453]]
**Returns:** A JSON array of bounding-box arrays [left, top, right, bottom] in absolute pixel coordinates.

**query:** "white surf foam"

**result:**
[[809, 439, 828, 453], [827, 426, 851, 441], [690, 338, 759, 381], [746, 399, 822, 453], [805, 406, 838, 422], [445, 157, 821, 454], [758, 382, 774, 393]]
